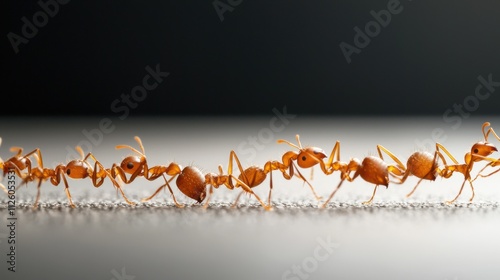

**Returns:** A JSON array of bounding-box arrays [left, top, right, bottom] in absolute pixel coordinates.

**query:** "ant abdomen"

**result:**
[[358, 156, 389, 187], [176, 166, 207, 203], [407, 152, 437, 181]]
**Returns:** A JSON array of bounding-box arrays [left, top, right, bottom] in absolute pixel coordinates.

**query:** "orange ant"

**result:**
[[111, 136, 165, 184], [0, 137, 44, 193], [109, 136, 187, 207], [140, 159, 273, 210], [276, 134, 346, 202], [320, 144, 406, 207], [25, 145, 135, 208], [435, 122, 498, 203]]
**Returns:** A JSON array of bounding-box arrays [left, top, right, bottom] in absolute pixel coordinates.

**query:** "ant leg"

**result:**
[[0, 183, 7, 194], [320, 178, 345, 208], [468, 181, 475, 202], [267, 170, 274, 206], [141, 185, 166, 202], [405, 178, 425, 198], [87, 153, 136, 206], [141, 175, 184, 207], [436, 143, 460, 165], [445, 172, 475, 204], [363, 185, 379, 205], [231, 190, 245, 208], [446, 179, 467, 204], [57, 171, 76, 208], [32, 179, 43, 209], [228, 151, 272, 210], [377, 145, 406, 174], [280, 160, 322, 202], [472, 161, 500, 182], [231, 176, 271, 210], [163, 175, 184, 208], [324, 141, 341, 173], [203, 185, 214, 209], [9, 146, 24, 157], [107, 171, 136, 206], [292, 162, 322, 201], [480, 166, 500, 178]]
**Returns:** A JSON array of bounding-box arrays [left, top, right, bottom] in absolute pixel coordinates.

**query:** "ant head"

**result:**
[[277, 134, 327, 168], [470, 141, 497, 162], [297, 147, 327, 168], [120, 155, 143, 175]]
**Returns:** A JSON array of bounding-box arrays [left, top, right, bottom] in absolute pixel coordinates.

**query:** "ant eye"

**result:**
[[66, 169, 71, 175], [127, 162, 134, 169], [474, 149, 479, 154], [301, 156, 307, 161]]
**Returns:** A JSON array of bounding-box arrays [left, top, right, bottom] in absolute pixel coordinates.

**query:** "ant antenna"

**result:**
[[115, 136, 146, 156], [277, 134, 303, 150]]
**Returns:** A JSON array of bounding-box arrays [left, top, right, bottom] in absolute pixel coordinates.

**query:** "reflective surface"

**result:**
[[1, 116, 500, 280]]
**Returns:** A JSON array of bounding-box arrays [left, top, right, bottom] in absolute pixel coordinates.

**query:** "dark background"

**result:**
[[4, 0, 500, 117]]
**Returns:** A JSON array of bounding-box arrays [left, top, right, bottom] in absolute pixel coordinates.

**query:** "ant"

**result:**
[[436, 122, 498, 203], [320, 144, 406, 207], [111, 136, 164, 184], [276, 134, 346, 202], [109, 136, 188, 207], [25, 145, 135, 208], [0, 137, 44, 193]]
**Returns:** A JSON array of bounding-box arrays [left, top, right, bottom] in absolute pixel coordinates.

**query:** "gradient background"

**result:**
[[2, 1, 500, 280], [4, 0, 500, 117]]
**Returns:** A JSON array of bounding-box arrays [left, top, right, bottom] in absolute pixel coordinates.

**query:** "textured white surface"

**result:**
[[1, 116, 500, 280]]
